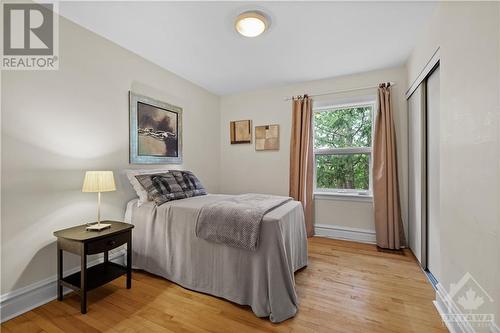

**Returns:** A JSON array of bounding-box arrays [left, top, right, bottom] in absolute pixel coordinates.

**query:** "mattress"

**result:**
[[124, 194, 308, 323]]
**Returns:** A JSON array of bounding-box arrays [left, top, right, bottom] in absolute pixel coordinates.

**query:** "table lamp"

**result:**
[[82, 171, 116, 231]]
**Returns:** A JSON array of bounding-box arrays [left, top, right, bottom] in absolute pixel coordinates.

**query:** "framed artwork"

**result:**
[[129, 92, 182, 164], [255, 124, 279, 151], [230, 120, 252, 144]]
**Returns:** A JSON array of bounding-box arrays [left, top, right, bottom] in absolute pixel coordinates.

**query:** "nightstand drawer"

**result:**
[[87, 231, 129, 255]]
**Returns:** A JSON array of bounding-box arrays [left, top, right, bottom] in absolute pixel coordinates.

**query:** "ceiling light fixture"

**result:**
[[235, 11, 269, 37]]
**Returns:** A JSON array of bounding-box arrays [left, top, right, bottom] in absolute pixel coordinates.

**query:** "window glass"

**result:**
[[313, 103, 373, 193], [314, 106, 372, 149], [315, 154, 370, 190]]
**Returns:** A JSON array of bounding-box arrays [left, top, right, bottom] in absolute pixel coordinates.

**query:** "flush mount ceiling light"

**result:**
[[235, 11, 269, 37]]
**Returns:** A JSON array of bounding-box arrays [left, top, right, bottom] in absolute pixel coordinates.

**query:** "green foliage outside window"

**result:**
[[314, 106, 372, 190]]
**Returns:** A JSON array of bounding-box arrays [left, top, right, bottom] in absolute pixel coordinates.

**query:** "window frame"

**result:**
[[313, 100, 376, 197]]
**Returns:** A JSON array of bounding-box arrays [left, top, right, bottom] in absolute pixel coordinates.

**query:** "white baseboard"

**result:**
[[434, 283, 499, 333], [314, 224, 376, 244], [0, 249, 126, 323]]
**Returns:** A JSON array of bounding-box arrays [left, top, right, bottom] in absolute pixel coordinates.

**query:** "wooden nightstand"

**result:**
[[53, 221, 134, 314]]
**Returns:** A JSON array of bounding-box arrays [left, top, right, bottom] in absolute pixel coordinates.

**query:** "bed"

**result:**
[[124, 193, 308, 323]]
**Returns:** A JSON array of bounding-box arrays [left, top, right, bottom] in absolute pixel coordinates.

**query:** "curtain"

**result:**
[[289, 95, 314, 237], [373, 83, 405, 249]]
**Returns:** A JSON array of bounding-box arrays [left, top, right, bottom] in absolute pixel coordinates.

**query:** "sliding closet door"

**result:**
[[427, 67, 441, 280], [408, 85, 424, 264]]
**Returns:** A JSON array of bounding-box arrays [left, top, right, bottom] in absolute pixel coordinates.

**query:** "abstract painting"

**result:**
[[129, 92, 182, 164], [255, 124, 279, 151], [230, 120, 252, 144]]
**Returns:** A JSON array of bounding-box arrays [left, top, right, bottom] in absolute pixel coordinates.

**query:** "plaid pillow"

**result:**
[[169, 170, 194, 197], [181, 171, 207, 197], [135, 173, 186, 205]]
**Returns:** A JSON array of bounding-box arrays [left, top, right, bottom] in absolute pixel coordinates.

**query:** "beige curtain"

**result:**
[[373, 83, 405, 249], [289, 95, 314, 237]]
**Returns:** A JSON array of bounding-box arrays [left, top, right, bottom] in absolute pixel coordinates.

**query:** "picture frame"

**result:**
[[255, 124, 279, 151], [230, 119, 252, 144], [129, 91, 182, 164]]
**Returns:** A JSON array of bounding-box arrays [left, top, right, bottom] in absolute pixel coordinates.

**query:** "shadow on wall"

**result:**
[[1, 133, 136, 295], [10, 242, 57, 292], [10, 241, 76, 291], [10, 240, 109, 292]]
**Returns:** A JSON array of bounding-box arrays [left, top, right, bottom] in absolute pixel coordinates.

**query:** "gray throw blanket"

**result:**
[[196, 194, 292, 251]]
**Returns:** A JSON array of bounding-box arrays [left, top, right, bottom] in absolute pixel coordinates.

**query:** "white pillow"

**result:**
[[125, 168, 170, 206]]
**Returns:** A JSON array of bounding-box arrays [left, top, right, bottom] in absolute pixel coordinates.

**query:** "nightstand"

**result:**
[[53, 221, 134, 314]]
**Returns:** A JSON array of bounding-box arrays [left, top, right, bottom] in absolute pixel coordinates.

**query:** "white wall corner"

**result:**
[[0, 249, 126, 323], [434, 283, 499, 333], [314, 224, 376, 244]]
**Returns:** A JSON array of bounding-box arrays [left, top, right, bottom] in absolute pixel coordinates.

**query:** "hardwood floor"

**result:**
[[1, 237, 448, 333]]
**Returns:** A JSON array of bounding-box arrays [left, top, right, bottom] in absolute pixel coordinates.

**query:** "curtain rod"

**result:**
[[283, 82, 396, 101]]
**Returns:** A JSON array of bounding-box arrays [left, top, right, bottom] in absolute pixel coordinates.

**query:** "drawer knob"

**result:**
[[108, 240, 116, 246]]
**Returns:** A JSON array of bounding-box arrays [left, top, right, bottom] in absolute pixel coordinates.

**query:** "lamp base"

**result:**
[[86, 223, 111, 231]]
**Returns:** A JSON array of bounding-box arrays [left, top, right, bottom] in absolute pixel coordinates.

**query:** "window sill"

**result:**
[[314, 192, 373, 202]]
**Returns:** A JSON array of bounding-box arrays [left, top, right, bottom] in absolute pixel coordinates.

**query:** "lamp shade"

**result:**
[[82, 171, 116, 193]]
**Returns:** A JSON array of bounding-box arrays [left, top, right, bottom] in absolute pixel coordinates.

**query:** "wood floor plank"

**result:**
[[1, 237, 448, 332]]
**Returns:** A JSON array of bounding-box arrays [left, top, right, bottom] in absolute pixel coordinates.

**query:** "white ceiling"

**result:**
[[59, 1, 437, 95]]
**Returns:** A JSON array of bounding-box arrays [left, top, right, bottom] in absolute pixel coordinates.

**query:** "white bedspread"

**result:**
[[124, 194, 308, 323]]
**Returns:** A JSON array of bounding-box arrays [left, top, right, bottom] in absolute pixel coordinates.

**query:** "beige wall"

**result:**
[[314, 197, 374, 231], [407, 1, 500, 324], [219, 66, 408, 234], [1, 16, 220, 294]]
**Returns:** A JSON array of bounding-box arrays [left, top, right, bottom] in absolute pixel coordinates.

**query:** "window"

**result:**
[[313, 101, 374, 195]]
